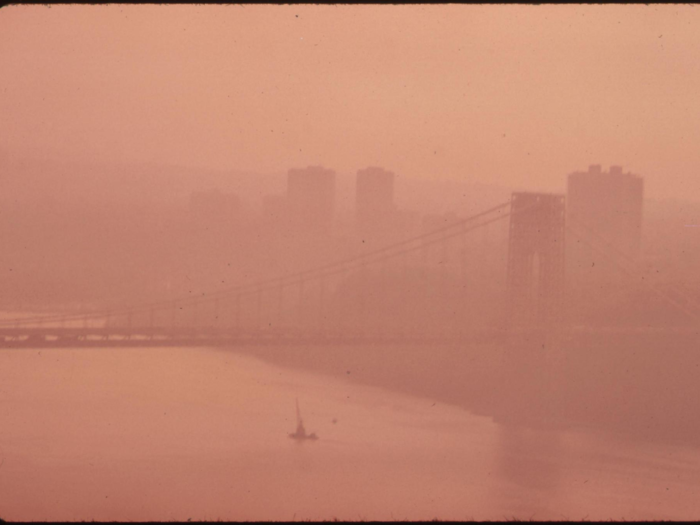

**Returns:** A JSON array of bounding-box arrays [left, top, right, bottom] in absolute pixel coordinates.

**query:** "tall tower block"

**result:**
[[566, 165, 644, 282]]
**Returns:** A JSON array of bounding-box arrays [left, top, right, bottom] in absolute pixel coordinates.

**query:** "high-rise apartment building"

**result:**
[[567, 164, 643, 256], [566, 165, 644, 287]]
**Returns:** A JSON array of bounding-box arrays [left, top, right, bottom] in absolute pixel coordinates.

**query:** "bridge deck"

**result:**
[[0, 325, 696, 349], [0, 327, 510, 348]]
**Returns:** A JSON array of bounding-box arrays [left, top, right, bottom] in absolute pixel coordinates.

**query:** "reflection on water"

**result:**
[[493, 425, 569, 520], [1, 346, 700, 521], [497, 425, 563, 491]]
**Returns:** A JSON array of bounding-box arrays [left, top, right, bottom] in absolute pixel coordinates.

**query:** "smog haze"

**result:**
[[2, 4, 700, 523]]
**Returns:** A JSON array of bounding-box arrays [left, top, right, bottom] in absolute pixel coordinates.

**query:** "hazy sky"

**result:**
[[2, 4, 700, 199]]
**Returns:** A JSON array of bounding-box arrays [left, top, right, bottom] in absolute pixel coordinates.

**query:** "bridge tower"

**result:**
[[506, 192, 566, 329]]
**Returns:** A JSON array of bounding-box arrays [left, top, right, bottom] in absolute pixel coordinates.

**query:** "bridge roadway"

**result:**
[[0, 325, 696, 349], [0, 326, 514, 348]]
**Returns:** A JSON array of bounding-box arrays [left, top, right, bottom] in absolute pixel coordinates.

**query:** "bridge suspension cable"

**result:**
[[568, 213, 700, 313], [565, 221, 700, 323], [0, 200, 517, 328]]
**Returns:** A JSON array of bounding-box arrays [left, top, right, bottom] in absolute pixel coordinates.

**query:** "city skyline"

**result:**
[[3, 5, 700, 201], [2, 5, 700, 522]]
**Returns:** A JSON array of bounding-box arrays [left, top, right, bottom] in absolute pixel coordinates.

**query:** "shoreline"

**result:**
[[223, 333, 700, 450]]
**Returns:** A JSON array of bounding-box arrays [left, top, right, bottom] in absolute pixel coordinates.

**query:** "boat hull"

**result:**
[[288, 433, 318, 441]]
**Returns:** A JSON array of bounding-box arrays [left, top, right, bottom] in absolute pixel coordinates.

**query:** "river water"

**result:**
[[1, 346, 699, 521]]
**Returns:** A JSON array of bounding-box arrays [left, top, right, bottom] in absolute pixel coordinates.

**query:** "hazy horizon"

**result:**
[[3, 4, 700, 522], [3, 4, 700, 200]]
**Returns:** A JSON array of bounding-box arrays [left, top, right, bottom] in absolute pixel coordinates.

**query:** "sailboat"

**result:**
[[288, 399, 318, 441]]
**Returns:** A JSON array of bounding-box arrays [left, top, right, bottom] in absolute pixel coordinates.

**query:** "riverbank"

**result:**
[[225, 330, 700, 449], [223, 340, 503, 415]]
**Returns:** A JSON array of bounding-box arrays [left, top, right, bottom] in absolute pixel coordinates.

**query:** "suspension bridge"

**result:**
[[1, 192, 698, 349]]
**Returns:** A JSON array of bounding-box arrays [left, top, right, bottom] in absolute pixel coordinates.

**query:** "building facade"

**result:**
[[566, 165, 644, 292]]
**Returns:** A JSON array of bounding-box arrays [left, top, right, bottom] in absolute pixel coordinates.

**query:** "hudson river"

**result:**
[[1, 346, 699, 521]]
